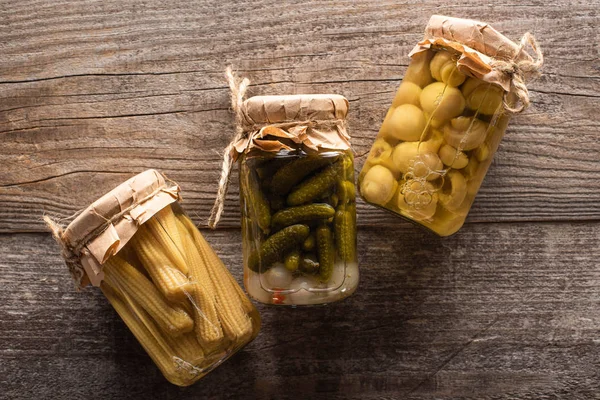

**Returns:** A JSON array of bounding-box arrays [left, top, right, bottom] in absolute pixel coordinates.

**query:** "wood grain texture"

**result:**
[[2, 223, 599, 399], [1, 0, 599, 232], [1, 1, 600, 399]]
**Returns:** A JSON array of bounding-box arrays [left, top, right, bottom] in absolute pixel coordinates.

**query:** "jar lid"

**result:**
[[241, 94, 348, 126], [424, 15, 533, 63], [57, 169, 180, 287]]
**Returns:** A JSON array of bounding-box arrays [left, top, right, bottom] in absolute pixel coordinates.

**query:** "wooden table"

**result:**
[[2, 1, 599, 398]]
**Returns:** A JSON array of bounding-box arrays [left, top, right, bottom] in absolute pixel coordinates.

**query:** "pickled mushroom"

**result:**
[[392, 82, 422, 107], [443, 116, 489, 151], [438, 144, 469, 169], [420, 82, 465, 122], [462, 157, 480, 179], [365, 147, 401, 179], [368, 138, 392, 159], [397, 180, 438, 221], [439, 170, 467, 211], [461, 77, 504, 115], [360, 165, 397, 205], [430, 51, 466, 87], [404, 51, 434, 88], [392, 139, 442, 175], [386, 104, 427, 142], [410, 152, 444, 181]]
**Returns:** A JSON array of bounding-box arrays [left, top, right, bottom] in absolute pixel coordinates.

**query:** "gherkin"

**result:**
[[247, 224, 310, 272], [270, 156, 337, 195], [241, 164, 271, 234], [271, 203, 335, 230], [284, 249, 300, 272], [287, 162, 342, 206], [316, 224, 335, 282], [334, 204, 357, 262]]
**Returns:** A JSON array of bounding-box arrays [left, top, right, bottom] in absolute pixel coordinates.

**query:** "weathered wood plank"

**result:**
[[1, 0, 599, 232], [1, 221, 599, 399]]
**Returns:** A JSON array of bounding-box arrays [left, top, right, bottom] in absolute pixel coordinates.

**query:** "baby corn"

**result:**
[[176, 221, 224, 351], [103, 256, 194, 337], [144, 216, 189, 275], [133, 226, 193, 303], [154, 206, 188, 275], [178, 214, 253, 343]]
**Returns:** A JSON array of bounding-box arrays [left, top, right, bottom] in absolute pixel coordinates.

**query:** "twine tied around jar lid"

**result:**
[[43, 170, 181, 288], [209, 67, 351, 228], [412, 15, 544, 114], [488, 32, 544, 113]]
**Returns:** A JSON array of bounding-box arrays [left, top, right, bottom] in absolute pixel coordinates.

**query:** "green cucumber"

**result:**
[[270, 156, 336, 195], [271, 203, 335, 230], [241, 164, 271, 234], [334, 204, 357, 262], [316, 225, 335, 282], [284, 249, 300, 272], [302, 233, 316, 252], [287, 162, 342, 206], [247, 224, 310, 272], [336, 180, 356, 205]]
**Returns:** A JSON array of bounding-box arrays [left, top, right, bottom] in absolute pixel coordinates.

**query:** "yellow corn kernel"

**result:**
[[103, 256, 193, 337], [144, 216, 189, 274], [154, 206, 188, 275], [133, 226, 193, 303], [178, 214, 253, 343]]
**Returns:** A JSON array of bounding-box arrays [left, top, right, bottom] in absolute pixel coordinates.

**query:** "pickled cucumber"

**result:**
[[334, 203, 357, 262], [337, 180, 356, 205], [302, 234, 316, 252], [284, 249, 300, 272], [270, 156, 337, 195], [248, 224, 310, 272], [271, 203, 335, 230], [342, 152, 355, 181], [287, 162, 341, 206], [316, 225, 335, 282], [328, 194, 340, 209], [242, 169, 271, 234]]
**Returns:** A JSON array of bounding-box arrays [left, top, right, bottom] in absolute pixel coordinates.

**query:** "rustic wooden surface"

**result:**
[[1, 1, 599, 399]]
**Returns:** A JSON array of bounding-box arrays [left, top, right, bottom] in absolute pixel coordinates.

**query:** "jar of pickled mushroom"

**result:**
[[358, 15, 543, 236], [231, 94, 358, 305], [44, 170, 260, 386]]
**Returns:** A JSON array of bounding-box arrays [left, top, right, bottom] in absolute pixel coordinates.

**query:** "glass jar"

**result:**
[[48, 170, 260, 386], [358, 16, 540, 236], [237, 95, 358, 305]]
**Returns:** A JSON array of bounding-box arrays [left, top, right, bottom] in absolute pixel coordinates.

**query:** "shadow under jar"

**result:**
[[358, 16, 541, 236], [237, 95, 358, 306], [49, 170, 260, 386]]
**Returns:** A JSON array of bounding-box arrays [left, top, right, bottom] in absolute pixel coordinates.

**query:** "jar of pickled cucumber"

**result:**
[[358, 15, 542, 236], [236, 94, 358, 305], [45, 170, 260, 386]]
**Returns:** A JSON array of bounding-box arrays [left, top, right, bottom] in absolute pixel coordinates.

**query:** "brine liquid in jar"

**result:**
[[359, 46, 511, 236], [240, 149, 358, 305]]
